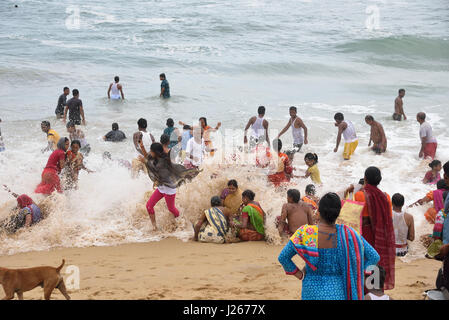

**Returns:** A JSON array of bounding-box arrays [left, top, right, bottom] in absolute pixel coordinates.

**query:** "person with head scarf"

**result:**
[[354, 166, 395, 290], [278, 192, 380, 300], [1, 194, 42, 233], [35, 137, 69, 195]]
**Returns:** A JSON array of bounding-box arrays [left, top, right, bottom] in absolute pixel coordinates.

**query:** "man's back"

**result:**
[[284, 202, 313, 234], [67, 97, 82, 120]]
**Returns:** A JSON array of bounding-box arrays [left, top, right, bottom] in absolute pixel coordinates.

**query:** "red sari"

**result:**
[[362, 184, 396, 290], [35, 149, 65, 195]]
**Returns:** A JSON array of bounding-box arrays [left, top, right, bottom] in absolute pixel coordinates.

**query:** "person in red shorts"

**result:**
[[417, 112, 438, 160], [35, 137, 69, 195]]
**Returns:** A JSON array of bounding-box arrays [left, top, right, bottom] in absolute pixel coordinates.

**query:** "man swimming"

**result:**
[[55, 87, 70, 119], [107, 76, 124, 100], [393, 88, 407, 121], [365, 115, 387, 154], [244, 106, 270, 149], [103, 123, 126, 142], [333, 112, 358, 160], [160, 73, 170, 99], [63, 89, 86, 125], [277, 106, 308, 152]]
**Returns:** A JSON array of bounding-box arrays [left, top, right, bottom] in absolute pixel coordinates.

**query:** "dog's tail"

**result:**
[[56, 259, 65, 273]]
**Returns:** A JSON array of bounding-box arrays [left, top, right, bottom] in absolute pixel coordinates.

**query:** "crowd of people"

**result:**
[[1, 81, 448, 300]]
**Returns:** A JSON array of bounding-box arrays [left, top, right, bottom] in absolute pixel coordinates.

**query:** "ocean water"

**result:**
[[0, 0, 448, 257]]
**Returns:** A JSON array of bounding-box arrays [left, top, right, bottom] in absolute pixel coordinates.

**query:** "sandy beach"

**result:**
[[0, 238, 441, 300]]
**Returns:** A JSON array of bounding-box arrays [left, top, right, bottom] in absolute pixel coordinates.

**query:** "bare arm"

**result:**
[[278, 204, 288, 233], [150, 133, 155, 143], [107, 83, 112, 99], [133, 132, 143, 155], [406, 213, 415, 241], [264, 120, 270, 147], [243, 117, 255, 144], [334, 122, 347, 152], [63, 106, 68, 123], [277, 120, 291, 138], [80, 105, 86, 125], [118, 84, 124, 99], [193, 213, 207, 241], [297, 118, 308, 144]]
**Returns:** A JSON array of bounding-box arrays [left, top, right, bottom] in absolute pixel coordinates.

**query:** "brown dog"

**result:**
[[0, 259, 71, 300]]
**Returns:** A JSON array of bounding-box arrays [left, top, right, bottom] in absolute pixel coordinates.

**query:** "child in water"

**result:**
[[302, 153, 321, 185], [423, 160, 442, 185], [302, 184, 319, 211], [65, 140, 92, 189]]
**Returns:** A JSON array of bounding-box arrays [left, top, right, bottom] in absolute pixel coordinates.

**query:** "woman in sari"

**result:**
[[1, 194, 42, 234], [193, 196, 231, 244], [35, 137, 69, 195], [278, 192, 380, 300], [220, 179, 243, 216], [231, 189, 266, 241], [410, 179, 448, 224], [144, 142, 199, 231], [354, 166, 396, 290]]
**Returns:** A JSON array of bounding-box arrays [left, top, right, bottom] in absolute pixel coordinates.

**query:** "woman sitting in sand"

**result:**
[[410, 179, 448, 224], [35, 137, 69, 195], [1, 192, 42, 234], [231, 190, 266, 241], [278, 192, 380, 300], [220, 179, 243, 216], [193, 196, 232, 244]]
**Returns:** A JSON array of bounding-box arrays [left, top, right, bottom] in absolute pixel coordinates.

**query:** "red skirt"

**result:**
[[268, 172, 288, 187], [35, 168, 62, 195]]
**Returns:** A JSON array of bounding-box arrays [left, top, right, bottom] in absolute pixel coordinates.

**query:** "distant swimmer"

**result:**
[[333, 112, 358, 160], [64, 89, 86, 126], [41, 120, 60, 152], [103, 122, 126, 142], [160, 73, 170, 99], [365, 115, 387, 154], [0, 118, 5, 152], [66, 121, 91, 155], [277, 106, 308, 153], [107, 76, 124, 100], [132, 118, 155, 178], [393, 89, 406, 121], [244, 106, 270, 149], [417, 112, 438, 160], [55, 87, 70, 119]]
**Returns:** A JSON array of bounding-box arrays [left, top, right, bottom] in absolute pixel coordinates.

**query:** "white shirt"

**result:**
[[251, 116, 265, 139], [186, 137, 205, 167], [343, 120, 357, 143], [157, 185, 177, 195], [136, 130, 153, 158], [420, 122, 437, 144]]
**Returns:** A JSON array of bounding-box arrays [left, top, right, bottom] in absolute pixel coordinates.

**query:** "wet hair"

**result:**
[[112, 123, 119, 131], [392, 193, 405, 207], [304, 153, 318, 164], [242, 189, 255, 201], [160, 134, 170, 145], [149, 143, 171, 167], [365, 115, 374, 122], [437, 179, 448, 190], [417, 112, 426, 121], [183, 125, 191, 130], [358, 178, 365, 185], [318, 192, 341, 224], [103, 151, 112, 160], [365, 166, 382, 186], [71, 139, 81, 148], [334, 112, 344, 121], [257, 106, 265, 115], [287, 189, 301, 203], [166, 118, 174, 127], [57, 137, 69, 151], [211, 196, 222, 207], [227, 179, 238, 188], [137, 118, 147, 129], [289, 106, 297, 112], [41, 121, 50, 128], [444, 161, 449, 176], [66, 121, 75, 128], [199, 117, 207, 127], [72, 89, 79, 96], [305, 184, 316, 195], [160, 73, 166, 79], [63, 86, 69, 91], [377, 265, 386, 289], [399, 88, 405, 94], [273, 139, 282, 152], [443, 191, 449, 202], [429, 160, 441, 169], [114, 76, 119, 82]]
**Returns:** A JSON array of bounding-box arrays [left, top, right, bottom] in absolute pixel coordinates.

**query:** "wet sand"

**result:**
[[0, 238, 441, 300]]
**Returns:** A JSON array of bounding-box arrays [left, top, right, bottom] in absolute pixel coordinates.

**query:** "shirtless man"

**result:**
[[277, 106, 308, 152], [107, 76, 124, 100], [365, 115, 387, 154], [393, 89, 406, 121], [244, 106, 270, 149], [277, 189, 314, 236]]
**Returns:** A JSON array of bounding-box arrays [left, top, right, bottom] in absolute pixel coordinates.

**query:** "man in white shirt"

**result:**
[[417, 112, 437, 160], [184, 127, 215, 168]]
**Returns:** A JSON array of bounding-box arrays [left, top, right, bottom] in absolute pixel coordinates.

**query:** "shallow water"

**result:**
[[0, 0, 448, 256]]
